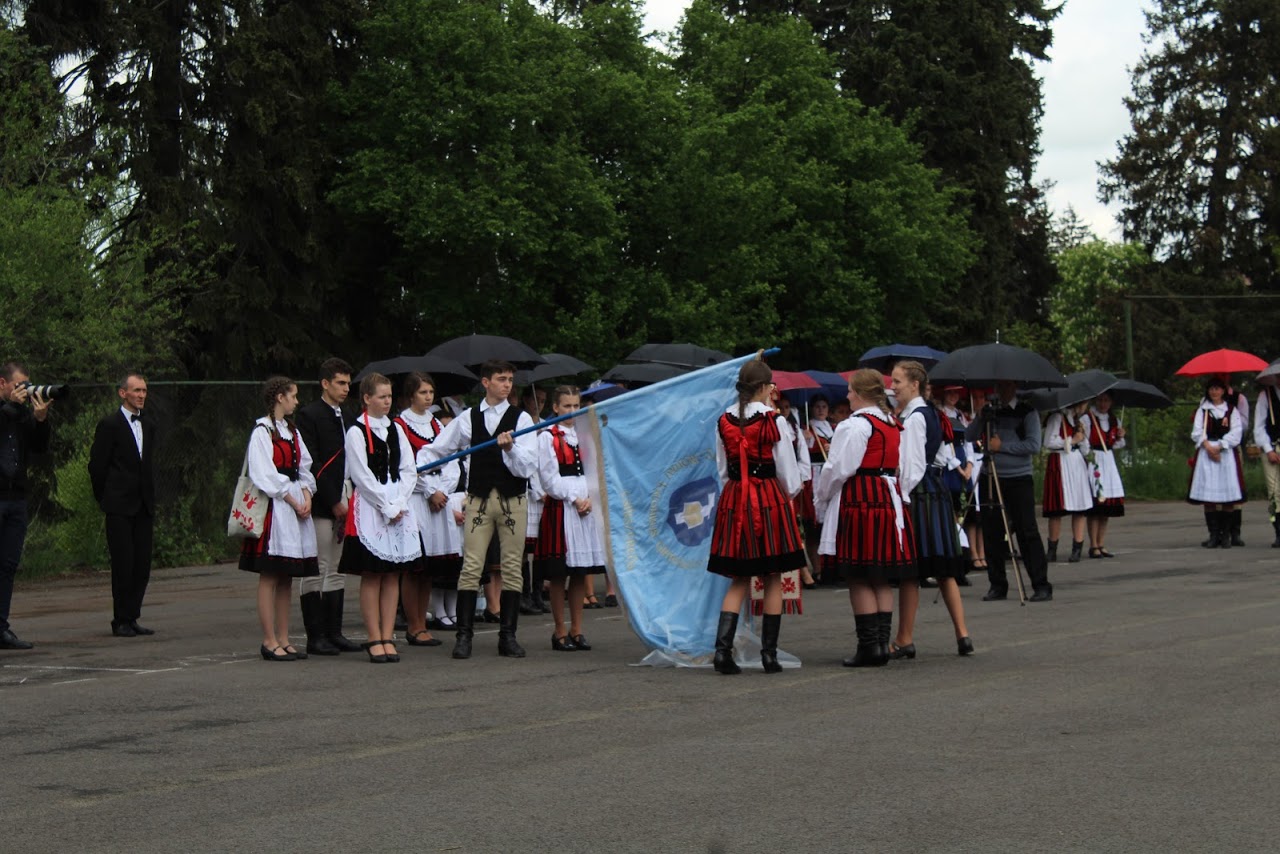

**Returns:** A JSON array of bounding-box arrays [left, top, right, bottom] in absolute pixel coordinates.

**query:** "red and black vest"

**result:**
[[855, 413, 901, 473], [548, 426, 584, 477], [718, 411, 780, 480]]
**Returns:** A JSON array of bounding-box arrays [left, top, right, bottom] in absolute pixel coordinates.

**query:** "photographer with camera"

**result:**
[[965, 380, 1053, 603], [0, 362, 53, 650]]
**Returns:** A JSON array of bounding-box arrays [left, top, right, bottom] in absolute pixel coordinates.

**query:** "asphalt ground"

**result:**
[[2, 502, 1279, 853]]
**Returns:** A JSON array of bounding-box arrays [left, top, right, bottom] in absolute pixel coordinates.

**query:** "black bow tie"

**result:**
[[130, 413, 142, 422]]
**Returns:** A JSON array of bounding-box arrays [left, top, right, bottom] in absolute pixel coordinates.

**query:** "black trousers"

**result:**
[[106, 512, 154, 623], [0, 499, 29, 633], [979, 474, 1049, 590]]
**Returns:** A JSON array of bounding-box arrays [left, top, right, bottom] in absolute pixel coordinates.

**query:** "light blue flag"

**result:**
[[579, 350, 800, 668]]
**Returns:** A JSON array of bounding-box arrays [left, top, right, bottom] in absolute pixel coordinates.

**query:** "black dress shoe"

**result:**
[[957, 637, 975, 656], [982, 587, 1008, 601], [1029, 586, 1054, 602], [551, 633, 578, 651], [129, 621, 155, 636], [406, 630, 443, 647], [111, 622, 137, 638], [0, 629, 33, 650], [570, 634, 592, 651], [889, 642, 916, 660], [482, 609, 501, 624]]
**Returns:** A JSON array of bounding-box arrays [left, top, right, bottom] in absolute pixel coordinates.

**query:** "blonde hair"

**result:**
[[848, 368, 892, 418]]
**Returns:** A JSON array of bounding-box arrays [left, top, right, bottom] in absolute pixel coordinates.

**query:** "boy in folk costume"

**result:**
[[418, 360, 539, 659], [1253, 381, 1280, 547]]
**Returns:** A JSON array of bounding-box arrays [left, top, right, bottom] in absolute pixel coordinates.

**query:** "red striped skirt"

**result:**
[[535, 500, 567, 561], [1041, 454, 1066, 517], [826, 473, 915, 583], [708, 476, 805, 578], [797, 480, 817, 528]]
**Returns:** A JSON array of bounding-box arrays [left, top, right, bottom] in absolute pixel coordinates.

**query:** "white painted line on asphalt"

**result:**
[[220, 659, 255, 665], [3, 664, 158, 673], [52, 678, 97, 685], [132, 668, 184, 676]]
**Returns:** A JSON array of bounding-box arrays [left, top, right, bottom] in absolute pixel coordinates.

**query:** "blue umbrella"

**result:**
[[858, 344, 948, 373]]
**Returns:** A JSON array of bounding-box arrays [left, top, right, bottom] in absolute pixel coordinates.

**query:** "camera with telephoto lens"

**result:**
[[18, 380, 70, 401]]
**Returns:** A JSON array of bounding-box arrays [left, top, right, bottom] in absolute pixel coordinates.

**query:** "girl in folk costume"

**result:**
[[1252, 380, 1280, 548], [774, 393, 816, 593], [424, 410, 466, 630], [814, 369, 915, 668], [395, 372, 449, 647], [1219, 374, 1250, 547], [1190, 377, 1245, 549], [803, 395, 834, 582], [240, 376, 320, 661], [340, 373, 423, 663], [707, 360, 805, 675], [1086, 391, 1126, 558], [960, 387, 990, 578], [938, 384, 977, 585], [1042, 400, 1094, 563], [892, 363, 972, 658], [535, 386, 607, 652]]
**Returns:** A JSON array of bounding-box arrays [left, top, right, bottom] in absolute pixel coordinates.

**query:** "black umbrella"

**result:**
[[354, 355, 477, 395], [426, 334, 548, 369], [1025, 369, 1118, 412], [928, 343, 1067, 389], [625, 343, 731, 369], [515, 353, 596, 385], [1106, 378, 1173, 409], [857, 343, 948, 373], [601, 362, 690, 385]]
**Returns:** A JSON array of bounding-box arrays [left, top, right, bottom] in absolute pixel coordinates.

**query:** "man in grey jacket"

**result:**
[[966, 381, 1053, 602]]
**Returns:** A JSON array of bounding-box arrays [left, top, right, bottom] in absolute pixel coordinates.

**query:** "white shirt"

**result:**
[[247, 418, 316, 499], [1044, 411, 1092, 454], [1253, 390, 1277, 453], [814, 406, 897, 520], [537, 423, 589, 503], [345, 413, 417, 521], [121, 406, 143, 456], [417, 398, 538, 481], [1088, 408, 1126, 451], [714, 402, 802, 499], [1192, 400, 1242, 450], [897, 397, 928, 500]]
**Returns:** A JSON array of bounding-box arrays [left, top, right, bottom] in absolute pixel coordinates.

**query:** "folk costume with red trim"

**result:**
[[707, 403, 805, 579], [1041, 411, 1094, 517], [813, 408, 915, 582], [239, 418, 320, 578], [1086, 408, 1126, 517], [535, 423, 606, 579], [399, 408, 465, 585], [339, 413, 424, 575]]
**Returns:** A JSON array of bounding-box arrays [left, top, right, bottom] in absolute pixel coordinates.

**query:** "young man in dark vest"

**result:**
[[88, 372, 157, 636], [295, 358, 362, 654], [419, 360, 538, 659]]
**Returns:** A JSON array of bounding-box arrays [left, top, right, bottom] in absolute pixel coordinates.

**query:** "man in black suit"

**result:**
[[295, 357, 361, 655], [88, 373, 157, 636]]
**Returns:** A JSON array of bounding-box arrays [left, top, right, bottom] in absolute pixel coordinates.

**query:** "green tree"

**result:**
[[716, 0, 1063, 346], [660, 1, 974, 365], [1099, 0, 1279, 290], [1048, 241, 1148, 372]]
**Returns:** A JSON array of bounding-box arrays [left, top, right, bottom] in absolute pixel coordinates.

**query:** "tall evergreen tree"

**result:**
[[1099, 0, 1279, 292]]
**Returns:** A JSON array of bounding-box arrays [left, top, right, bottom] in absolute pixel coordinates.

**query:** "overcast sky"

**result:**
[[640, 0, 1152, 241]]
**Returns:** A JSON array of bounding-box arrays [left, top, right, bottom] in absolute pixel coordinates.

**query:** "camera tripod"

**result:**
[[979, 412, 1029, 606]]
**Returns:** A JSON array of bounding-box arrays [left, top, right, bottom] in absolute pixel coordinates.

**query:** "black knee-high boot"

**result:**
[[453, 590, 477, 659], [498, 590, 527, 657], [324, 590, 363, 652], [1217, 510, 1233, 549], [760, 614, 782, 674], [302, 592, 338, 656], [1229, 509, 1245, 547], [842, 613, 880, 668], [876, 611, 893, 666], [713, 611, 741, 674], [1201, 509, 1219, 548]]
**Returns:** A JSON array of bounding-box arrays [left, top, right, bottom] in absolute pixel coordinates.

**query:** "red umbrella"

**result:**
[[773, 370, 820, 391], [1174, 348, 1269, 377]]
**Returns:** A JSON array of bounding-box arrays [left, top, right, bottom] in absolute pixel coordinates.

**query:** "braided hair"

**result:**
[[848, 368, 893, 418], [261, 375, 297, 430], [735, 360, 773, 422]]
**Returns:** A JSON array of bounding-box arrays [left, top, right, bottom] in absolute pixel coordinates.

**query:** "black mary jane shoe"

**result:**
[[361, 641, 390, 664], [889, 642, 916, 660], [260, 644, 295, 661], [957, 637, 975, 656], [406, 630, 443, 647], [604, 594, 619, 608], [382, 641, 400, 662], [551, 633, 578, 652], [482, 609, 502, 624], [1099, 548, 1116, 558], [282, 644, 308, 660], [571, 634, 592, 651], [1089, 547, 1104, 559]]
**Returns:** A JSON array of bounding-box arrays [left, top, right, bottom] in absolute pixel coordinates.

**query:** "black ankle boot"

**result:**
[[1067, 540, 1084, 563], [453, 590, 477, 659], [1271, 517, 1280, 548], [1229, 509, 1245, 547], [713, 611, 741, 674], [1046, 539, 1059, 562], [324, 590, 363, 652], [497, 591, 526, 657], [842, 613, 880, 667], [1217, 510, 1233, 548], [301, 592, 339, 656], [760, 614, 782, 674], [876, 611, 893, 666]]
